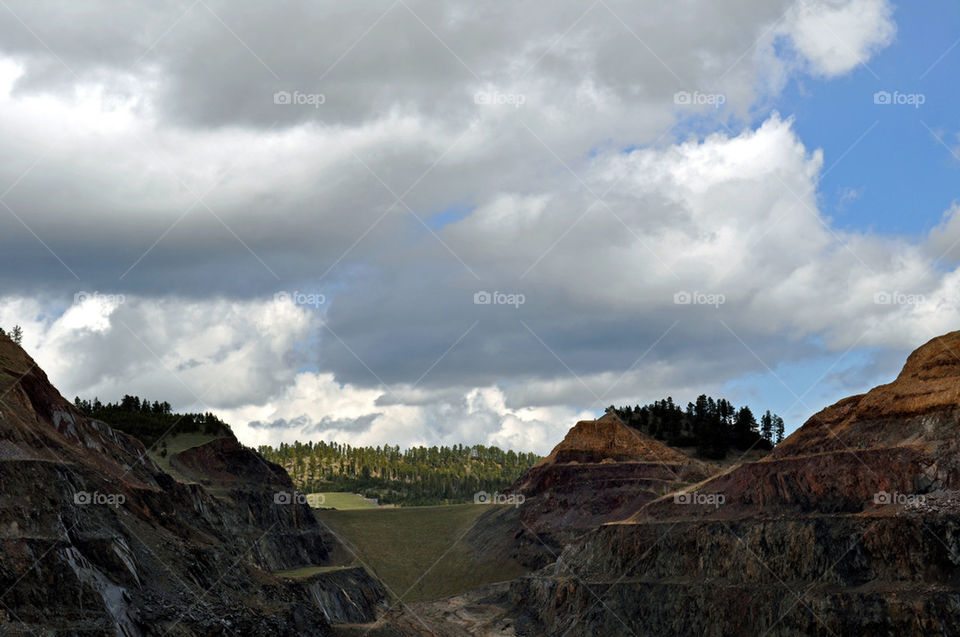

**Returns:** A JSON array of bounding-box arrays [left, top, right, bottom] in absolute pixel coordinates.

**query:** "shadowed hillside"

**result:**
[[509, 330, 960, 636], [0, 335, 386, 635]]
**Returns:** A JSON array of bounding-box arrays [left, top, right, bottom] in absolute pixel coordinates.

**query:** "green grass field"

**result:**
[[309, 492, 378, 510], [272, 565, 355, 579], [314, 503, 528, 602], [149, 432, 229, 480]]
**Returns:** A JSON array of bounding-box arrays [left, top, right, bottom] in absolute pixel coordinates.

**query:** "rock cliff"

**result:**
[[0, 334, 384, 635], [473, 413, 715, 569], [510, 331, 960, 635]]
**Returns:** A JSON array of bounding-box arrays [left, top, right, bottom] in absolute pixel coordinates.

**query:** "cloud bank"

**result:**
[[1, 1, 938, 454]]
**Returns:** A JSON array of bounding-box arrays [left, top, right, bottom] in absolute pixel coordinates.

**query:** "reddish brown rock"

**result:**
[[0, 335, 384, 635], [533, 412, 694, 465], [511, 331, 960, 636], [632, 331, 960, 521], [171, 436, 291, 487], [475, 413, 716, 568], [775, 329, 960, 456]]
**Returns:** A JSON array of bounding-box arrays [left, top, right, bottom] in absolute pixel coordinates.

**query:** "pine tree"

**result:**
[[10, 325, 22, 345], [761, 410, 773, 442], [307, 455, 318, 491], [774, 415, 785, 444], [733, 406, 756, 445]]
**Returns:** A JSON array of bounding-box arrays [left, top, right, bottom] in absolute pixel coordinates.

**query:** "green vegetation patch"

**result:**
[[273, 565, 355, 579], [315, 504, 528, 602], [260, 441, 541, 507], [608, 394, 784, 460], [309, 492, 377, 510], [75, 394, 232, 450], [148, 432, 230, 479]]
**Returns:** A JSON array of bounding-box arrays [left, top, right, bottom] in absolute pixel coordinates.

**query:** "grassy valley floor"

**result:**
[[148, 432, 229, 480], [315, 503, 529, 603], [310, 492, 379, 509]]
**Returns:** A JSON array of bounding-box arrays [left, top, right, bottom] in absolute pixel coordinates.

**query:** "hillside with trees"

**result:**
[[606, 394, 785, 460], [74, 395, 233, 452], [0, 325, 23, 344], [75, 391, 780, 503], [73, 395, 541, 506], [259, 440, 541, 506]]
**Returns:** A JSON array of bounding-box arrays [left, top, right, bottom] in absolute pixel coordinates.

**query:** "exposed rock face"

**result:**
[[636, 331, 960, 520], [479, 413, 715, 568], [305, 567, 386, 625], [171, 436, 293, 486], [529, 413, 696, 466], [358, 582, 533, 637], [0, 335, 384, 635], [783, 329, 960, 453], [510, 331, 960, 636], [169, 435, 334, 573]]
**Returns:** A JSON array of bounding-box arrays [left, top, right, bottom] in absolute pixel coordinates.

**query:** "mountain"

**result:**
[[468, 413, 716, 570], [15, 324, 960, 635], [529, 412, 698, 465], [509, 331, 960, 636], [0, 334, 384, 635]]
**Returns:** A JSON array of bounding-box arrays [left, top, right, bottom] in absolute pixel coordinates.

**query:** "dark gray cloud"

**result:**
[[0, 0, 918, 453], [249, 415, 312, 430], [0, 1, 788, 128], [0, 0, 800, 299], [301, 413, 382, 435]]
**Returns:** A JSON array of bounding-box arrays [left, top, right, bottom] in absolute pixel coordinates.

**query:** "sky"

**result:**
[[0, 0, 958, 455]]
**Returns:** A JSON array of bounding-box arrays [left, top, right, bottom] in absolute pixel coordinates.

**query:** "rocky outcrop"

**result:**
[[0, 335, 384, 635], [528, 413, 696, 466], [510, 331, 960, 636], [356, 582, 533, 636], [635, 331, 960, 520], [471, 413, 715, 569], [168, 435, 334, 573], [304, 567, 387, 625]]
